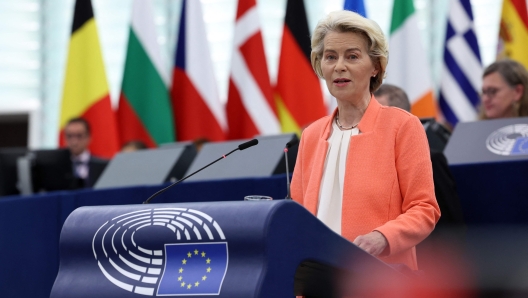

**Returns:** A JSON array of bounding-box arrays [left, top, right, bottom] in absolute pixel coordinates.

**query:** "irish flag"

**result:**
[[498, 0, 528, 67], [385, 0, 437, 118], [59, 0, 119, 158], [274, 0, 326, 134], [117, 0, 174, 148], [171, 0, 226, 141], [226, 0, 280, 139]]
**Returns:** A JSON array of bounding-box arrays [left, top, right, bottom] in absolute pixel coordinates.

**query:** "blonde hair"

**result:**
[[311, 10, 388, 92], [480, 59, 528, 119]]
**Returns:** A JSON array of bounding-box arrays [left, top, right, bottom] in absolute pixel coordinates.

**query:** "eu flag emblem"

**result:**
[[511, 137, 528, 155], [157, 242, 228, 295]]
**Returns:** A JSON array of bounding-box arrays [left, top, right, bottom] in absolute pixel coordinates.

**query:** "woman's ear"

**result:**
[[513, 84, 524, 102], [372, 61, 381, 77]]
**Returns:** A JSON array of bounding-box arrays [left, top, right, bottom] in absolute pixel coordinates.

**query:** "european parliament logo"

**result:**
[[486, 124, 528, 156], [92, 207, 228, 296], [158, 243, 228, 295]]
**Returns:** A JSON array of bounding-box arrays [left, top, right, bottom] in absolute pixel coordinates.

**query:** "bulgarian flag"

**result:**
[[59, 0, 119, 158], [226, 0, 280, 139], [274, 0, 326, 134], [117, 0, 174, 147], [171, 0, 226, 141], [498, 0, 528, 67], [385, 0, 437, 118]]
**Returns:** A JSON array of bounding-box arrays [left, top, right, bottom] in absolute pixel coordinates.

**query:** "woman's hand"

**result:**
[[353, 231, 388, 256]]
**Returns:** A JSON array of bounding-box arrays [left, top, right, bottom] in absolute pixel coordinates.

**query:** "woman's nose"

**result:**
[[335, 57, 346, 72]]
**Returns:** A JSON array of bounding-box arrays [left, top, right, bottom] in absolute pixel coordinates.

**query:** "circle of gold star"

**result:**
[[178, 248, 213, 291]]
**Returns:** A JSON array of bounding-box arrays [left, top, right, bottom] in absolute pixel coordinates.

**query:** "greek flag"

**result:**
[[157, 242, 228, 295], [439, 0, 482, 126]]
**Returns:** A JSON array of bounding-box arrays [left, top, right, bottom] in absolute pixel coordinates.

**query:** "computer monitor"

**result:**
[[0, 148, 28, 196], [32, 149, 74, 193]]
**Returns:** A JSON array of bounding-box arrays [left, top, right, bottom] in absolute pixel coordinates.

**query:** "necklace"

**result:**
[[335, 116, 358, 130]]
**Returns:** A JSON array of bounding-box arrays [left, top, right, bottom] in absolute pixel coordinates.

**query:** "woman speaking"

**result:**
[[291, 10, 440, 270]]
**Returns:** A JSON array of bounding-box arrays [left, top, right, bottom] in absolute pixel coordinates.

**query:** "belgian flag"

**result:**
[[59, 0, 119, 158], [274, 0, 326, 134]]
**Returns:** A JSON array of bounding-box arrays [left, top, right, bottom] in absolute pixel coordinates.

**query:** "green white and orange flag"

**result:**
[[385, 0, 437, 118], [59, 0, 119, 158], [274, 0, 326, 134], [498, 0, 528, 67], [117, 0, 174, 147]]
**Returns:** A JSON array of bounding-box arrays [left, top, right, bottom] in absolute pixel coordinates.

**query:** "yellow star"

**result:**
[[182, 259, 187, 265], [179, 268, 184, 273], [178, 276, 182, 281], [187, 252, 192, 258], [195, 281, 200, 287], [202, 275, 207, 281], [187, 284, 192, 289], [206, 258, 211, 264], [181, 282, 185, 287], [201, 251, 206, 257], [206, 267, 212, 273], [194, 249, 199, 255]]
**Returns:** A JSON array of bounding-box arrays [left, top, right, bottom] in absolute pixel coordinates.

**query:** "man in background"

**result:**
[[374, 84, 412, 112], [64, 117, 108, 188]]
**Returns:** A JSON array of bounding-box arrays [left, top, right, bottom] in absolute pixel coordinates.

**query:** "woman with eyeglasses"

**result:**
[[481, 59, 528, 119]]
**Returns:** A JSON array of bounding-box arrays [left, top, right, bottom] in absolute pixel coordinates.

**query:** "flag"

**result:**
[[157, 242, 228, 295], [226, 0, 280, 139], [171, 0, 226, 141], [384, 0, 437, 118], [344, 0, 367, 17], [117, 0, 174, 148], [274, 0, 326, 134], [497, 0, 528, 67], [59, 0, 119, 158], [439, 0, 482, 126]]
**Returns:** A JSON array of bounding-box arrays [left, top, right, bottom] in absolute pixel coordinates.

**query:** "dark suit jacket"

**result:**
[[430, 151, 465, 229], [71, 156, 108, 189]]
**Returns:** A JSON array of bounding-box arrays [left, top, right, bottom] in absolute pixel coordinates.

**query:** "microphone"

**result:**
[[238, 138, 258, 150], [143, 139, 259, 204], [284, 138, 299, 200]]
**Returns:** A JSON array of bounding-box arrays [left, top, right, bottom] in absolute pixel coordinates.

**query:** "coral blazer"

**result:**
[[291, 97, 440, 270]]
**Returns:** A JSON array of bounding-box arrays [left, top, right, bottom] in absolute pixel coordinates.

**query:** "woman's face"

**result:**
[[481, 72, 523, 119], [320, 31, 378, 102]]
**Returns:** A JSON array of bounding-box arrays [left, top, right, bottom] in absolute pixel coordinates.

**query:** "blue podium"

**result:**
[[51, 200, 397, 298], [444, 117, 528, 224]]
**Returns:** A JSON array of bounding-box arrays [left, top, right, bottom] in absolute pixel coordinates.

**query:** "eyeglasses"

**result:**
[[65, 133, 87, 140], [481, 87, 502, 98]]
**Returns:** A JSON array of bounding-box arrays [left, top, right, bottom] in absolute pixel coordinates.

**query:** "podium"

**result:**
[[51, 200, 398, 298], [444, 117, 528, 224]]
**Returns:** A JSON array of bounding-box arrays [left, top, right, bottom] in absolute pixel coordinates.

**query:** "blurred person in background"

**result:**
[[121, 140, 148, 153], [373, 83, 411, 112], [291, 10, 440, 272], [192, 137, 210, 152], [64, 117, 108, 188], [480, 59, 528, 119]]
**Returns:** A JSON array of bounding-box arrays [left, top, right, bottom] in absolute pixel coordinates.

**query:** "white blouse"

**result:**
[[316, 120, 359, 235]]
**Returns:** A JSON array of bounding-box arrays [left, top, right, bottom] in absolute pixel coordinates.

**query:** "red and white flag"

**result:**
[[171, 0, 226, 141], [226, 0, 280, 139]]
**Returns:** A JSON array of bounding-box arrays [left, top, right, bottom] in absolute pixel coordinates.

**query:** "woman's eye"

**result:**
[[349, 55, 358, 59], [326, 55, 336, 60]]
